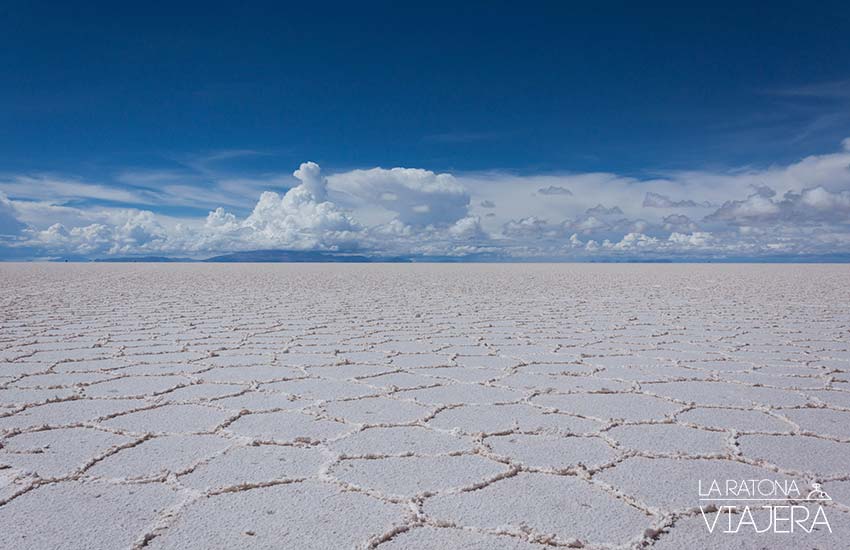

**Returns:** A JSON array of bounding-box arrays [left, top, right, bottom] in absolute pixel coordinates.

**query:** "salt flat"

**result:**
[[0, 263, 849, 549]]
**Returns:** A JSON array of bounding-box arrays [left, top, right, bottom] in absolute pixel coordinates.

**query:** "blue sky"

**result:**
[[1, 1, 850, 260]]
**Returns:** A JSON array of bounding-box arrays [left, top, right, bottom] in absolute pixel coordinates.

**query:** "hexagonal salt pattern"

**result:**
[[424, 472, 652, 546], [146, 481, 406, 549], [1, 263, 849, 548]]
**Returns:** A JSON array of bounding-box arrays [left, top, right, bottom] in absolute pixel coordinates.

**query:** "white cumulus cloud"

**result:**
[[4, 138, 850, 260], [328, 167, 469, 226]]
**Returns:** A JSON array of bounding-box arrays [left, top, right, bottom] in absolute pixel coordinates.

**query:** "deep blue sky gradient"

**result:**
[[3, 0, 850, 180]]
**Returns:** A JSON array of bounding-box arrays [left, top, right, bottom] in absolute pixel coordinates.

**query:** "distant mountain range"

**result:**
[[74, 250, 850, 263], [93, 250, 411, 263], [94, 255, 196, 263], [202, 250, 411, 263]]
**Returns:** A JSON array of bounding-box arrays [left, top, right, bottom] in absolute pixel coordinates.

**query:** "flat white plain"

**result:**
[[0, 263, 849, 549]]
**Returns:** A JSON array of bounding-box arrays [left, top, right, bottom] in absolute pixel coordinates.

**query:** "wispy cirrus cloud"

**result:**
[[0, 175, 163, 205], [767, 79, 850, 100]]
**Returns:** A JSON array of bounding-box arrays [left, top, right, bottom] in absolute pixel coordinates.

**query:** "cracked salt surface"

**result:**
[[1, 263, 849, 549]]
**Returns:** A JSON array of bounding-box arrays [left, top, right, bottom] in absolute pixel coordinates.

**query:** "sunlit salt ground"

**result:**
[[1, 264, 849, 549]]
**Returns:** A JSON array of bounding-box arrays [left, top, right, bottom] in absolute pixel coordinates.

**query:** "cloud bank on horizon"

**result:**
[[2, 139, 850, 260]]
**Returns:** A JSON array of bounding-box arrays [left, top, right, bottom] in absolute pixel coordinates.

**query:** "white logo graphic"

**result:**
[[806, 483, 831, 502], [698, 479, 832, 535]]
